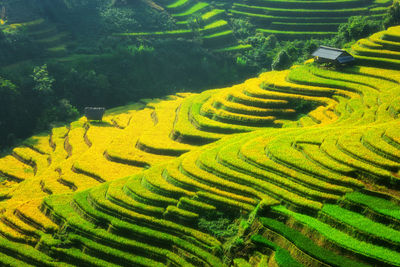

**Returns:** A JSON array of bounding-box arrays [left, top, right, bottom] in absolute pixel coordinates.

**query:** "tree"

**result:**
[[31, 64, 55, 94], [0, 6, 6, 26], [36, 98, 79, 130], [231, 18, 254, 40], [0, 77, 18, 148], [271, 50, 291, 70], [334, 16, 382, 47], [187, 15, 204, 38], [384, 0, 400, 28], [99, 6, 139, 32]]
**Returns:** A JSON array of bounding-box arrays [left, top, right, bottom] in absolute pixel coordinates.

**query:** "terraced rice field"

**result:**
[[231, 0, 392, 40], [115, 0, 393, 51], [1, 26, 400, 265], [2, 18, 74, 58]]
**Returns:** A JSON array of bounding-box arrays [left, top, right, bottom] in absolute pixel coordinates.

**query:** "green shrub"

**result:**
[[271, 50, 291, 70], [384, 0, 400, 28], [198, 211, 239, 240], [334, 16, 383, 47], [230, 18, 254, 40]]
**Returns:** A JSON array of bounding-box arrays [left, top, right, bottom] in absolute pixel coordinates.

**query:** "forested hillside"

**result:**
[[0, 20, 400, 265]]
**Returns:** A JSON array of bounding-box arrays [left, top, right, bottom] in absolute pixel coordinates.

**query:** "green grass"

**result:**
[[107, 177, 165, 217], [272, 205, 400, 266], [195, 191, 254, 212], [51, 247, 119, 266], [89, 182, 222, 250], [0, 250, 35, 267], [246, 0, 368, 9], [214, 44, 252, 52], [113, 29, 193, 38], [203, 20, 227, 30], [251, 234, 303, 267], [202, 9, 224, 21], [177, 197, 216, 214], [180, 151, 261, 204], [353, 54, 400, 69], [198, 132, 327, 210], [164, 159, 257, 209], [256, 28, 336, 37], [287, 65, 360, 96], [0, 235, 55, 266], [353, 42, 400, 60], [167, 0, 190, 9], [190, 91, 255, 133], [218, 135, 345, 200], [172, 93, 228, 144], [125, 174, 178, 207], [164, 205, 199, 221], [142, 165, 193, 199], [75, 187, 220, 265], [297, 143, 355, 175], [320, 133, 397, 185], [172, 2, 210, 18], [345, 192, 400, 221], [322, 204, 400, 244], [202, 30, 233, 39], [258, 217, 369, 267], [233, 3, 368, 16], [337, 131, 400, 171], [264, 130, 363, 188], [68, 234, 164, 266]]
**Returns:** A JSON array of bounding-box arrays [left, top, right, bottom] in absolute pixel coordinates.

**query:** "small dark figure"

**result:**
[[1, 7, 5, 20], [0, 7, 7, 25], [84, 107, 106, 121]]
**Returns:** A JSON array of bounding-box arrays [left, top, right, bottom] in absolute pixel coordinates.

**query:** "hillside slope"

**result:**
[[115, 0, 393, 52], [0, 26, 400, 266]]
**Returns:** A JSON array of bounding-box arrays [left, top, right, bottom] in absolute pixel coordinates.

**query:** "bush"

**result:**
[[0, 77, 18, 148], [231, 18, 254, 40], [31, 64, 55, 94], [99, 7, 139, 33], [237, 34, 279, 68], [0, 26, 39, 65], [36, 99, 79, 131], [187, 15, 205, 34], [384, 0, 400, 28], [334, 16, 383, 47], [198, 211, 239, 240], [271, 50, 291, 70]]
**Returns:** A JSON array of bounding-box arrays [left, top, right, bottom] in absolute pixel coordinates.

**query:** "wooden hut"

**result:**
[[312, 46, 355, 65], [84, 107, 106, 121]]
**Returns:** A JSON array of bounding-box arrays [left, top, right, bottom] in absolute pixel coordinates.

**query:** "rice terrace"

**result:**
[[1, 0, 400, 266]]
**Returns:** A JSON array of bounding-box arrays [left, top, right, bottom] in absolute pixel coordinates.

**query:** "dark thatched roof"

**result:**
[[84, 107, 106, 121], [312, 46, 354, 64]]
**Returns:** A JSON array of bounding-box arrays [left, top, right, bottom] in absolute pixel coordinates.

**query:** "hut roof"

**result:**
[[312, 46, 354, 63], [84, 107, 106, 121]]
